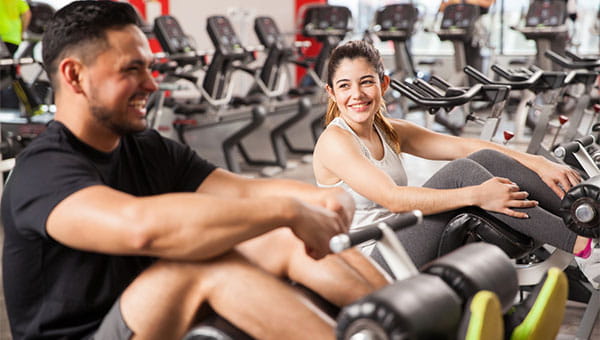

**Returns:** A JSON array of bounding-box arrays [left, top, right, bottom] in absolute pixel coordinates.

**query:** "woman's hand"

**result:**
[[525, 155, 581, 199], [474, 177, 538, 218]]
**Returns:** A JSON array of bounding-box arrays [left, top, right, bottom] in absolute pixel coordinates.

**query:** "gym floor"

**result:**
[[0, 109, 599, 339]]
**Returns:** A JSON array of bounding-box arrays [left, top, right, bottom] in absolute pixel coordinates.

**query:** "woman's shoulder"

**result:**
[[320, 122, 355, 141], [315, 123, 361, 156]]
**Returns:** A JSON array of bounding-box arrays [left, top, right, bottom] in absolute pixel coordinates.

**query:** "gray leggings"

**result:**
[[375, 149, 578, 268]]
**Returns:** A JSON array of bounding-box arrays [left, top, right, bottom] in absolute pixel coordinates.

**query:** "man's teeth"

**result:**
[[130, 100, 146, 109]]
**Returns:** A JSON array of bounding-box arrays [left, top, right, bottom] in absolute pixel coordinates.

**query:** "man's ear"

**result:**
[[59, 58, 84, 94]]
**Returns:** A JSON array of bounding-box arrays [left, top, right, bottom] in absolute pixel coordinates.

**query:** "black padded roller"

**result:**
[[437, 212, 537, 259], [422, 243, 518, 313], [336, 274, 462, 340], [560, 175, 600, 238]]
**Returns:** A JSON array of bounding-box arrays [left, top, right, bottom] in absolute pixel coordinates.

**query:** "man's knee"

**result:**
[[237, 228, 304, 277], [138, 252, 263, 297]]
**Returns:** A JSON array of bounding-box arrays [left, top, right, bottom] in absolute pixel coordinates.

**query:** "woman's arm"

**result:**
[[395, 119, 581, 198], [313, 124, 535, 217]]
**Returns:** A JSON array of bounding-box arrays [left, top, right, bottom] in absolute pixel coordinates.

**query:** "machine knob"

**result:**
[[575, 203, 596, 224]]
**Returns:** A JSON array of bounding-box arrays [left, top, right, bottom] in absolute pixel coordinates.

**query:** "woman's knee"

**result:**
[[425, 157, 489, 189], [467, 149, 505, 164]]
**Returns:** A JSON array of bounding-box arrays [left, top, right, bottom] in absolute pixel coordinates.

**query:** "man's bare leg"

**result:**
[[120, 251, 335, 340], [237, 228, 390, 306]]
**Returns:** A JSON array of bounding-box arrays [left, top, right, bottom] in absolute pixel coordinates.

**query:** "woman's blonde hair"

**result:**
[[324, 40, 401, 153]]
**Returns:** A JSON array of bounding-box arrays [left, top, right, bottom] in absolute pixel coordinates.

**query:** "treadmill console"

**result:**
[[206, 16, 247, 59], [441, 3, 480, 29], [375, 4, 419, 41], [255, 16, 285, 48], [153, 15, 195, 54], [525, 0, 566, 27], [301, 5, 352, 40]]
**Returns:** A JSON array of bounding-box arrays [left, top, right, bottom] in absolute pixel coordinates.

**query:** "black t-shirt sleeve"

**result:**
[[6, 148, 103, 240], [157, 132, 217, 192]]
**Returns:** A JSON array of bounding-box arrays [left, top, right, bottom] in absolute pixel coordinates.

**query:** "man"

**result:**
[[1, 2, 388, 339], [0, 0, 31, 56], [0, 0, 30, 83]]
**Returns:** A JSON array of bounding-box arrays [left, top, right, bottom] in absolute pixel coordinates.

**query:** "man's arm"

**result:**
[[197, 168, 355, 226], [46, 184, 347, 261], [20, 9, 31, 35]]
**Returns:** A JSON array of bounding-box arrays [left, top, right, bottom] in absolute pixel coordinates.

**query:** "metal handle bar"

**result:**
[[464, 65, 542, 90], [544, 50, 600, 70]]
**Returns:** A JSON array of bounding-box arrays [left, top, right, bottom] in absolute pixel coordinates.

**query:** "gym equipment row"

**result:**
[[182, 208, 583, 340], [391, 65, 600, 339], [147, 4, 351, 176]]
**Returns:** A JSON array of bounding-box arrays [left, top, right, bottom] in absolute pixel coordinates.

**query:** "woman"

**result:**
[[312, 40, 597, 284]]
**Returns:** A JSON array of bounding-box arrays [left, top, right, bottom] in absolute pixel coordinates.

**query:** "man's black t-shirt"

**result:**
[[2, 121, 216, 339]]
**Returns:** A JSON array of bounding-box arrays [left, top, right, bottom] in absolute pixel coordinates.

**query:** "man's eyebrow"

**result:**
[[122, 59, 152, 68], [129, 59, 146, 66]]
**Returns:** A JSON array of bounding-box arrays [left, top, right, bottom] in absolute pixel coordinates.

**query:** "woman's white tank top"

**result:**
[[318, 117, 408, 252]]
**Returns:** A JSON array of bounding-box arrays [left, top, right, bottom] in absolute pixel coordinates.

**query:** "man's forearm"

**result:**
[[128, 193, 301, 260], [48, 186, 303, 262]]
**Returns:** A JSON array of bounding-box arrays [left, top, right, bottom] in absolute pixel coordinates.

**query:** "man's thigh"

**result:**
[[91, 298, 133, 340]]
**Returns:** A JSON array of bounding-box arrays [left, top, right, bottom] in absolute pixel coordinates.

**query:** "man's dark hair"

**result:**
[[42, 0, 141, 84]]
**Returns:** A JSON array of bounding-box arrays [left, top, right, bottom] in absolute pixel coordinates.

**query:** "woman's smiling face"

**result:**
[[326, 57, 389, 125]]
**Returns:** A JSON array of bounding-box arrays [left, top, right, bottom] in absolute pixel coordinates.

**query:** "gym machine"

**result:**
[[558, 177, 600, 340], [153, 15, 268, 173], [511, 0, 569, 71], [391, 78, 510, 142], [430, 2, 485, 135], [543, 51, 600, 142], [297, 4, 352, 140], [372, 3, 422, 117]]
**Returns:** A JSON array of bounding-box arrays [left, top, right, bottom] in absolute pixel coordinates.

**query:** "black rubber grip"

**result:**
[[561, 140, 582, 154], [348, 211, 422, 246], [347, 227, 383, 247], [384, 211, 422, 232], [577, 135, 595, 147]]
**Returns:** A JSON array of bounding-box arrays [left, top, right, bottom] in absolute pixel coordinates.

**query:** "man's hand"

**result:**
[[316, 187, 355, 228], [288, 199, 349, 260]]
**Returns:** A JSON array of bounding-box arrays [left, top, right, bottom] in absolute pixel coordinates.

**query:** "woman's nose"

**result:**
[[350, 85, 362, 99]]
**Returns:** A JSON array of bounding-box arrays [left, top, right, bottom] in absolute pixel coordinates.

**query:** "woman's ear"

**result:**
[[59, 57, 84, 94], [381, 74, 391, 94], [325, 84, 336, 102]]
